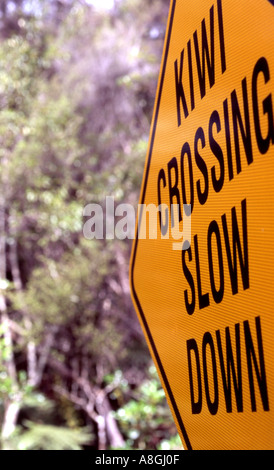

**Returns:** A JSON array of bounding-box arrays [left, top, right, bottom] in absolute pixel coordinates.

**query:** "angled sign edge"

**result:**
[[129, 0, 192, 450]]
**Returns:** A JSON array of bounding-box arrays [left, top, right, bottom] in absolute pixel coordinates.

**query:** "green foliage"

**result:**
[[13, 422, 92, 450], [113, 365, 180, 450], [157, 434, 183, 451], [0, 372, 14, 398]]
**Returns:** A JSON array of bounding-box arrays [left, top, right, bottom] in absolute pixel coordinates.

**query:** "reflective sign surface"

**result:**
[[130, 0, 274, 450]]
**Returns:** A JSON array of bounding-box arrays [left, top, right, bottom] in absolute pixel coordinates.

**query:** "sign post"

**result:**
[[130, 0, 274, 450]]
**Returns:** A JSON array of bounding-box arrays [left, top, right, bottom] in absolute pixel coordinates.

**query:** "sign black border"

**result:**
[[130, 0, 193, 451]]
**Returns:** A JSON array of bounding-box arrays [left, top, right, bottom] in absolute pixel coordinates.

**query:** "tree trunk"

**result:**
[[96, 394, 125, 449], [0, 196, 20, 447], [1, 401, 20, 448], [104, 396, 125, 449]]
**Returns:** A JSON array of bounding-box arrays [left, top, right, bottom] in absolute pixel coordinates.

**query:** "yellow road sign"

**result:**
[[130, 0, 274, 450]]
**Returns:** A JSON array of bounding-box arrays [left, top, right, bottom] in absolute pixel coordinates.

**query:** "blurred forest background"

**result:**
[[0, 0, 182, 450]]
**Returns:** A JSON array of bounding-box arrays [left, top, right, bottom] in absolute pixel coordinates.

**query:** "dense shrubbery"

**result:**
[[0, 0, 180, 450]]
